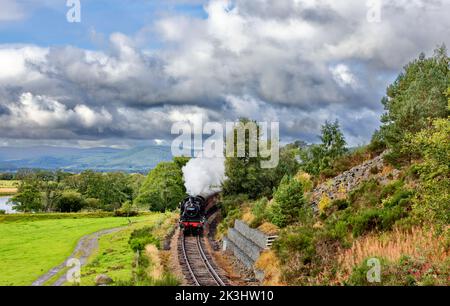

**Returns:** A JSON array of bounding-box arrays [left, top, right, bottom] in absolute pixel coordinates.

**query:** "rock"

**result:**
[[309, 151, 392, 210], [95, 274, 113, 285]]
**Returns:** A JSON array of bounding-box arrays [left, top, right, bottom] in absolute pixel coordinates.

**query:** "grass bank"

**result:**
[[77, 212, 178, 286], [0, 213, 162, 285]]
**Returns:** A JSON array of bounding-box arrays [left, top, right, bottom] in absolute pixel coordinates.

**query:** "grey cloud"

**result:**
[[0, 0, 449, 147]]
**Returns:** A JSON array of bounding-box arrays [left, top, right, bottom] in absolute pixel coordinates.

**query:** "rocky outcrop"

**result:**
[[309, 151, 400, 211]]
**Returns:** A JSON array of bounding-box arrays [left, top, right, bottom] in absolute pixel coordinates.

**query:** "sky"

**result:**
[[0, 0, 449, 148]]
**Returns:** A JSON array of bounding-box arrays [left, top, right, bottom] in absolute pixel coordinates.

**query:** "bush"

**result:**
[[346, 255, 448, 286], [57, 191, 85, 212], [348, 179, 381, 208], [250, 197, 269, 228], [84, 198, 101, 210], [0, 210, 5, 215], [128, 227, 160, 252], [114, 209, 139, 217], [350, 208, 383, 237], [321, 198, 350, 218], [406, 117, 450, 229], [346, 257, 387, 286], [114, 201, 139, 217], [270, 176, 306, 228], [273, 226, 316, 265]]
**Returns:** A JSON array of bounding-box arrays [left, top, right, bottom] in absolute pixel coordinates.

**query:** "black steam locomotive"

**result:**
[[179, 196, 206, 235]]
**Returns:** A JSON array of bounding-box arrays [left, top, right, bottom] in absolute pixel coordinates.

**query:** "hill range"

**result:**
[[0, 145, 173, 173]]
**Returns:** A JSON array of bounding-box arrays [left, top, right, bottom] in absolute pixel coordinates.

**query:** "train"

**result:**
[[179, 196, 207, 235]]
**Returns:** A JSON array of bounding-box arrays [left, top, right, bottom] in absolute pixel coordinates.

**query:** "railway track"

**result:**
[[179, 234, 228, 286]]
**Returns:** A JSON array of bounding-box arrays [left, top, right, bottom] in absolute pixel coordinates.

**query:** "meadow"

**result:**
[[77, 212, 178, 286], [0, 213, 169, 286], [0, 180, 19, 195]]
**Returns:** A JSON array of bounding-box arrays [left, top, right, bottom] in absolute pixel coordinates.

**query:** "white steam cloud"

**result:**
[[182, 157, 226, 196]]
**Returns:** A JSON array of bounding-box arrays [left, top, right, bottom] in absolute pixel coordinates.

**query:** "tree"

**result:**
[[9, 179, 42, 212], [299, 120, 347, 175], [223, 119, 270, 198], [320, 120, 347, 161], [41, 181, 63, 212], [57, 191, 85, 212], [223, 119, 299, 199], [270, 175, 306, 228], [134, 162, 186, 212], [380, 45, 449, 164], [405, 117, 450, 228], [64, 171, 130, 210]]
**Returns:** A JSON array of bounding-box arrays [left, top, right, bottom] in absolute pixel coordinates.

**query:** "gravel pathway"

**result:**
[[32, 226, 126, 286]]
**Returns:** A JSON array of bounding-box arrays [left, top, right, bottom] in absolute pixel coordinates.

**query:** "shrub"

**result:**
[[57, 191, 85, 212], [380, 180, 404, 199], [0, 210, 5, 215], [294, 171, 313, 192], [128, 227, 160, 252], [333, 199, 349, 211], [270, 176, 306, 228], [318, 194, 332, 214], [250, 197, 269, 228], [114, 201, 139, 217], [273, 226, 316, 265], [84, 198, 101, 210], [346, 257, 387, 286], [406, 117, 450, 229], [350, 209, 383, 237], [114, 209, 139, 217], [348, 179, 381, 208]]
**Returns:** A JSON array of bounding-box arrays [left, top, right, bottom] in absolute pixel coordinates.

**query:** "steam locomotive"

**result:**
[[179, 196, 206, 235]]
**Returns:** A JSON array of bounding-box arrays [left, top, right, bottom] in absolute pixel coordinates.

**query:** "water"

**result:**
[[0, 196, 16, 214]]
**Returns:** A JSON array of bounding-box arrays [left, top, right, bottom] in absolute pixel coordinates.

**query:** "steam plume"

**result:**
[[182, 157, 225, 196]]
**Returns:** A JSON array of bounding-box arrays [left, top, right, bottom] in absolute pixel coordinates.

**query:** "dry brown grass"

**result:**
[[145, 244, 164, 279], [257, 222, 279, 235], [242, 210, 255, 225], [337, 227, 449, 279], [254, 250, 285, 286]]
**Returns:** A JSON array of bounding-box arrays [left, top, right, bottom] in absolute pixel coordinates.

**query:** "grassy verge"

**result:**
[[77, 213, 168, 286], [0, 214, 159, 285], [0, 211, 154, 223]]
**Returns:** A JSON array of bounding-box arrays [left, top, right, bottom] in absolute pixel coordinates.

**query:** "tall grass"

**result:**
[[337, 227, 449, 279]]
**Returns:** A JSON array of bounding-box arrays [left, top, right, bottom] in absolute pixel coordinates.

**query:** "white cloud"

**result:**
[[0, 0, 449, 146], [330, 64, 358, 88]]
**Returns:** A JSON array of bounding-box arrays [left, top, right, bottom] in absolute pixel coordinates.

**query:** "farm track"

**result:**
[[32, 226, 125, 286], [179, 234, 229, 286]]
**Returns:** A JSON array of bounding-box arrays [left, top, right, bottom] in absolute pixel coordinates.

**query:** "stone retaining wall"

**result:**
[[223, 220, 278, 281]]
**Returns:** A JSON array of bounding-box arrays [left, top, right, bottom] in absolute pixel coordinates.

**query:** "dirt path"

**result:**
[[32, 226, 126, 286]]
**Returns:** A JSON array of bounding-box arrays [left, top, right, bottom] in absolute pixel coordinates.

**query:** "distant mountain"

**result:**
[[0, 145, 173, 173]]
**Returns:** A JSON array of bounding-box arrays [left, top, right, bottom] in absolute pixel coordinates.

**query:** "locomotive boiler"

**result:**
[[179, 196, 206, 234]]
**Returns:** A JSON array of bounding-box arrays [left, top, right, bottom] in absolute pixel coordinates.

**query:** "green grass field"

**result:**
[[0, 213, 168, 286], [77, 213, 174, 286]]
